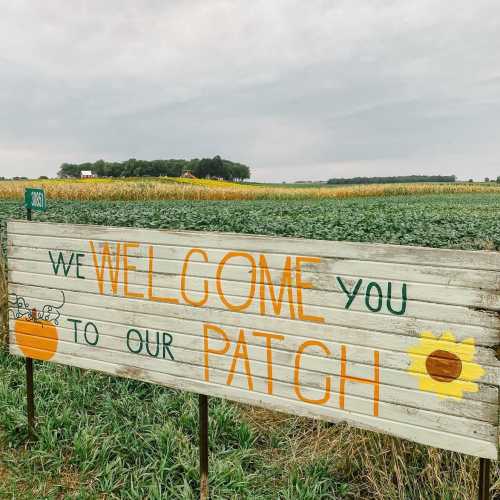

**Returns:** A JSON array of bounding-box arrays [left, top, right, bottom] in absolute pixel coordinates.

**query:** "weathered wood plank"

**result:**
[[8, 221, 500, 270]]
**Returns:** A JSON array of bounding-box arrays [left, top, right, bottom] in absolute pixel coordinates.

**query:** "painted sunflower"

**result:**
[[407, 331, 485, 399]]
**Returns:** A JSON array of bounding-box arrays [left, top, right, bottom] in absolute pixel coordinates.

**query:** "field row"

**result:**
[[1, 178, 500, 201]]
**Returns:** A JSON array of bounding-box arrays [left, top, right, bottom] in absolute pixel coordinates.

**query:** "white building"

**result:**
[[81, 170, 94, 179]]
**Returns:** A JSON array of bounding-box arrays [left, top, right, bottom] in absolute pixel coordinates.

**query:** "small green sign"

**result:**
[[25, 188, 46, 211]]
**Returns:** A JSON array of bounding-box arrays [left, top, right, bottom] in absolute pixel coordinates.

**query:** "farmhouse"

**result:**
[[81, 170, 94, 179]]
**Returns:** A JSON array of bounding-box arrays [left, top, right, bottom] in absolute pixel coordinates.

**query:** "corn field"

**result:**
[[1, 178, 500, 201]]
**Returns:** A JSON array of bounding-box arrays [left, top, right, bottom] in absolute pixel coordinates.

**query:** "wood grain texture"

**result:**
[[7, 221, 500, 459]]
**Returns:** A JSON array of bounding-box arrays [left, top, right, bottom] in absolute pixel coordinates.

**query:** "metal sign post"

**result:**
[[478, 458, 490, 500], [199, 394, 209, 500], [24, 188, 45, 440], [25, 205, 35, 439]]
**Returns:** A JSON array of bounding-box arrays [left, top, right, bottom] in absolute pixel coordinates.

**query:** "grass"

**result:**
[[1, 177, 500, 201], [0, 194, 499, 498]]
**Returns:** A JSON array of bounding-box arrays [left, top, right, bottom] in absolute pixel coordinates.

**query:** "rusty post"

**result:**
[[26, 358, 35, 439], [199, 394, 209, 500], [26, 206, 35, 440], [478, 458, 490, 500]]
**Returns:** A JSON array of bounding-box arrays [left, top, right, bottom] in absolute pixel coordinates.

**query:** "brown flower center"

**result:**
[[426, 350, 462, 382]]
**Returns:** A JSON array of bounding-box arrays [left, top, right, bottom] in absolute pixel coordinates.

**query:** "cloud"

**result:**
[[0, 0, 499, 181]]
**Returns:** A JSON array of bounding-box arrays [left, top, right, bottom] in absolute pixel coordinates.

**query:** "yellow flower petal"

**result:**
[[406, 330, 484, 399]]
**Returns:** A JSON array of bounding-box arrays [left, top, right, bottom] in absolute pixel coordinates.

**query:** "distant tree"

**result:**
[[469, 179, 474, 183], [58, 163, 80, 178], [497, 176, 500, 183], [92, 159, 106, 177], [327, 175, 456, 185], [127, 159, 139, 177], [485, 177, 490, 182], [56, 157, 250, 180], [232, 164, 250, 181], [38, 175, 49, 179], [211, 155, 224, 178], [193, 158, 212, 178]]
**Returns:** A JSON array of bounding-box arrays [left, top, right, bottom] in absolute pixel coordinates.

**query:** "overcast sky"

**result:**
[[1, 1, 499, 182]]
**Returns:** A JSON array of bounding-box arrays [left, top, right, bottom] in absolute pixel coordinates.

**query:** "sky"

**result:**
[[1, 1, 499, 182]]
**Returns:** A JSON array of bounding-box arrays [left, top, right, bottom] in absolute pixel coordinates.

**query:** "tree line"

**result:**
[[57, 156, 250, 181], [326, 175, 457, 185]]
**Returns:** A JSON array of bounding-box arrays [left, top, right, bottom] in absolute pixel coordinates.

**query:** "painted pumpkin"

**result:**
[[14, 318, 59, 361]]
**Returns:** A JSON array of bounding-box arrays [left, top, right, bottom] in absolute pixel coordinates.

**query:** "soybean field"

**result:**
[[1, 193, 499, 250]]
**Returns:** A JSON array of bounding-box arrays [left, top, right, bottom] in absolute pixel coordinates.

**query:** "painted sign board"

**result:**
[[6, 221, 500, 459], [24, 188, 46, 212]]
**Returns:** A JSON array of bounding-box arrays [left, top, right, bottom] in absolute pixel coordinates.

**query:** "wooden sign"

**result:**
[[24, 188, 46, 212], [7, 221, 500, 459]]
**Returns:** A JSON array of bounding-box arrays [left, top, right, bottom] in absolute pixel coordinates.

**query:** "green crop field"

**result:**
[[0, 194, 499, 498], [1, 193, 499, 250]]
